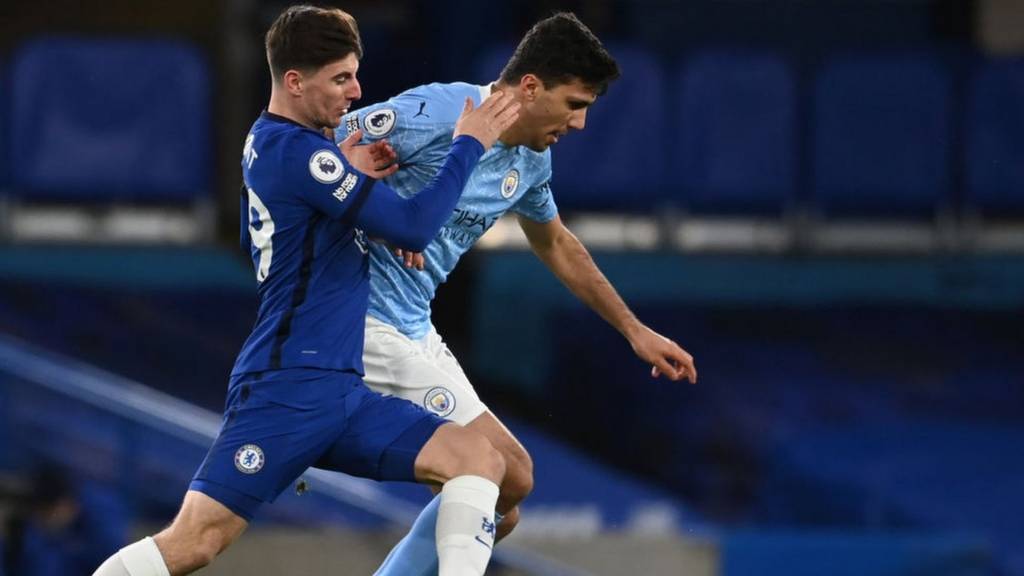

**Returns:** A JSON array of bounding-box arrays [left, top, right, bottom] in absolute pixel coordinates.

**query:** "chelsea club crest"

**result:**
[[234, 444, 265, 474], [501, 169, 520, 199]]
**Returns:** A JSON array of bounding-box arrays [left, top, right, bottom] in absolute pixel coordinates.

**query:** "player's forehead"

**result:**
[[315, 53, 359, 79]]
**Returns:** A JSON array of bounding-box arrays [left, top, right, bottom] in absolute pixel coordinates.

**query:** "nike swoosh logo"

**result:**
[[474, 535, 493, 550]]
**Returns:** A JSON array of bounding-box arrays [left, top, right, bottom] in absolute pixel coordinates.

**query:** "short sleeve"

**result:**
[[512, 179, 559, 223], [284, 133, 375, 222]]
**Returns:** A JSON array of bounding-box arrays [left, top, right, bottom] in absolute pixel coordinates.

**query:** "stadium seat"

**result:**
[[475, 44, 667, 212], [965, 58, 1024, 216], [675, 50, 797, 215], [9, 38, 211, 202], [812, 54, 952, 218]]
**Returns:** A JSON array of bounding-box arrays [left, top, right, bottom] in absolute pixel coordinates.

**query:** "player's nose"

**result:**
[[348, 78, 362, 101], [568, 108, 587, 131]]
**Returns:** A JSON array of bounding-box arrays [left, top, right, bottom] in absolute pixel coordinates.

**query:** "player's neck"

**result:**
[[267, 89, 316, 130], [492, 81, 525, 148]]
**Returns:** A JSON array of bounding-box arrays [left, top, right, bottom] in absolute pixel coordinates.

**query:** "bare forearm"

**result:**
[[535, 231, 641, 339], [524, 217, 697, 383]]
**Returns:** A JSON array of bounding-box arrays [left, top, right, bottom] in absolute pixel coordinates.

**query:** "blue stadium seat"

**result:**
[[966, 58, 1024, 215], [813, 54, 952, 217], [474, 44, 666, 212], [9, 38, 211, 202], [675, 50, 796, 215]]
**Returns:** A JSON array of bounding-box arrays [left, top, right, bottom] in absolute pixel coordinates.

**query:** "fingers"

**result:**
[[338, 128, 362, 151], [652, 357, 683, 382], [392, 249, 425, 270], [479, 91, 504, 111], [376, 163, 399, 178], [649, 342, 698, 384], [369, 141, 396, 164], [496, 101, 521, 131], [463, 97, 474, 114], [453, 91, 520, 149]]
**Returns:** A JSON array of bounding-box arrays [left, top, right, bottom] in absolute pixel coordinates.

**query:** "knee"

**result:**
[[471, 433, 507, 484], [452, 430, 506, 484], [500, 449, 534, 505]]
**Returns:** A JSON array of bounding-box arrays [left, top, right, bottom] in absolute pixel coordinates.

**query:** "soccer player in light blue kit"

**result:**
[[337, 13, 698, 575], [92, 6, 521, 576]]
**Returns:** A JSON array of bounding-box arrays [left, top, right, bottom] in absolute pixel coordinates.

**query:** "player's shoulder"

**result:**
[[393, 81, 485, 122], [404, 81, 484, 104], [252, 113, 323, 152], [257, 118, 349, 185], [346, 82, 484, 143]]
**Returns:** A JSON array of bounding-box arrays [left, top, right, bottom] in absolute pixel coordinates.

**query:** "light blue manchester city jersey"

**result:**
[[339, 83, 558, 339]]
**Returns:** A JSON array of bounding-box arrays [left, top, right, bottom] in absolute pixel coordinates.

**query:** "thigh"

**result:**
[[190, 370, 359, 520], [363, 319, 487, 425], [315, 385, 446, 482]]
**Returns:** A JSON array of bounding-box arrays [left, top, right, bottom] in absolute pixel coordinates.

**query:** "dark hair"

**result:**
[[499, 12, 620, 96], [265, 5, 363, 81]]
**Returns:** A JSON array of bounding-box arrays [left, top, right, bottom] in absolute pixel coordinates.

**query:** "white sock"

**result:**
[[92, 537, 170, 576], [436, 475, 500, 576]]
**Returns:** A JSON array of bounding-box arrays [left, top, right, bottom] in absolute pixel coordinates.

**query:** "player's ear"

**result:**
[[283, 69, 304, 96], [519, 74, 542, 101]]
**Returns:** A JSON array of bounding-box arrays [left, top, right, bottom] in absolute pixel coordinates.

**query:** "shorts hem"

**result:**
[[377, 414, 447, 481], [189, 479, 264, 522]]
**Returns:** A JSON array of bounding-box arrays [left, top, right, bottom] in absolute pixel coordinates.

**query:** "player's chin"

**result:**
[[526, 140, 552, 152]]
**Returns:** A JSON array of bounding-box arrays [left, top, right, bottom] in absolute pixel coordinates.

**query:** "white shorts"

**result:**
[[362, 315, 487, 426]]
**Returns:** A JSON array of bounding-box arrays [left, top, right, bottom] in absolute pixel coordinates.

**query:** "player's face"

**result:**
[[520, 78, 597, 151], [302, 53, 362, 130]]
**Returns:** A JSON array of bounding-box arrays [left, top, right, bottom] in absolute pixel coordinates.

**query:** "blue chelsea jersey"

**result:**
[[339, 83, 559, 339], [233, 111, 376, 376]]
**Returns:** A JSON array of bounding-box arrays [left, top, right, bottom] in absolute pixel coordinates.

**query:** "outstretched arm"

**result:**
[[519, 214, 697, 383]]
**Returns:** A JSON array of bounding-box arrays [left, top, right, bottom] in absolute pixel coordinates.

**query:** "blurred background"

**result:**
[[0, 0, 1022, 574]]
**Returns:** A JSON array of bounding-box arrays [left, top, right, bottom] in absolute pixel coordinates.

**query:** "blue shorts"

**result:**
[[190, 368, 446, 521]]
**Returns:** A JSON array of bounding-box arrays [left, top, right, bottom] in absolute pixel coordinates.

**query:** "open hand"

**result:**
[[453, 91, 520, 150], [338, 129, 399, 178]]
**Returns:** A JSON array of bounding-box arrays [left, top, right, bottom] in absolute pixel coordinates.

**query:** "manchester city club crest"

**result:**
[[234, 444, 265, 474], [309, 150, 344, 184], [501, 169, 520, 199], [424, 387, 456, 417]]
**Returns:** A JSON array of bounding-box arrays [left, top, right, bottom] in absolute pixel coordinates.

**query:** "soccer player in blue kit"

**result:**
[[337, 12, 699, 575], [92, 5, 520, 576]]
